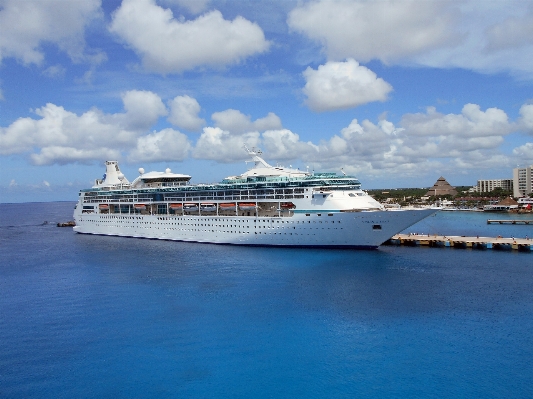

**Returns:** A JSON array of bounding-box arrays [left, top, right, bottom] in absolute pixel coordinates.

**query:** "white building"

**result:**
[[475, 179, 513, 193], [513, 165, 533, 197]]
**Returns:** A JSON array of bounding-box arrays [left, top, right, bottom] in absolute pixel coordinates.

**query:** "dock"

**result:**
[[487, 219, 531, 225], [385, 234, 532, 251]]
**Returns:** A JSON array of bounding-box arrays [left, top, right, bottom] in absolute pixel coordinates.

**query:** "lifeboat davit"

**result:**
[[99, 204, 109, 210], [238, 203, 257, 211]]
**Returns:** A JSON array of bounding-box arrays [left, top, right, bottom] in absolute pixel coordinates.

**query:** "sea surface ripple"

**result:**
[[1, 202, 532, 398]]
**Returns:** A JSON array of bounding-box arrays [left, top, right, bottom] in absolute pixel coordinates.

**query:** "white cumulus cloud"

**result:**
[[288, 0, 533, 79], [231, 103, 518, 176], [211, 109, 282, 133], [0, 0, 103, 65], [485, 10, 533, 52], [517, 104, 533, 134], [2, 95, 529, 180], [262, 129, 318, 161], [388, 104, 513, 168], [512, 143, 533, 162], [119, 90, 168, 131], [0, 90, 169, 165], [400, 104, 511, 138], [168, 95, 205, 131], [128, 128, 191, 163], [288, 0, 460, 63], [302, 59, 393, 112], [193, 127, 261, 162], [109, 0, 270, 73], [31, 146, 122, 166]]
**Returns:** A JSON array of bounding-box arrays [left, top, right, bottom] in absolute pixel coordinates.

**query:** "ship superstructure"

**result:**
[[73, 148, 437, 248]]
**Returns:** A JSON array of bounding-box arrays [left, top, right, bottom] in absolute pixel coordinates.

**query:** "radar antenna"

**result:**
[[243, 144, 271, 168]]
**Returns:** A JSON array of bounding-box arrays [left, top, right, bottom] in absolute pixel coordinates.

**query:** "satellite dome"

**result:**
[[138, 168, 145, 175], [118, 173, 124, 181], [165, 168, 171, 174]]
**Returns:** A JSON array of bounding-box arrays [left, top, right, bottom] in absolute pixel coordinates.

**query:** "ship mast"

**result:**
[[243, 145, 272, 169]]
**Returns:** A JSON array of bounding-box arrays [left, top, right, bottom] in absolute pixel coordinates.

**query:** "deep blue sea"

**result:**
[[1, 202, 532, 398]]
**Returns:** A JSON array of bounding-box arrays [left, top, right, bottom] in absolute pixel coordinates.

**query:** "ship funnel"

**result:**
[[93, 161, 130, 188]]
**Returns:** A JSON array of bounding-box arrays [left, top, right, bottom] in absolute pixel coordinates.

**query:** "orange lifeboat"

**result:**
[[238, 203, 257, 211], [183, 203, 199, 212], [200, 203, 217, 212]]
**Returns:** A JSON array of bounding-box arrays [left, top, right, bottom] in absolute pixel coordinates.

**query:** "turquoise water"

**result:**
[[1, 203, 532, 398]]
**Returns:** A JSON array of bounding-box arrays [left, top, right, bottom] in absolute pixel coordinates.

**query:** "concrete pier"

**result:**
[[385, 234, 532, 251], [487, 219, 532, 225]]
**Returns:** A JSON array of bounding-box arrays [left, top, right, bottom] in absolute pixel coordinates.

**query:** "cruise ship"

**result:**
[[73, 148, 437, 248]]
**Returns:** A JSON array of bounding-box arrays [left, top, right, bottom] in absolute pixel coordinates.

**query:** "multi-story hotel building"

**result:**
[[476, 179, 513, 193], [513, 165, 533, 197]]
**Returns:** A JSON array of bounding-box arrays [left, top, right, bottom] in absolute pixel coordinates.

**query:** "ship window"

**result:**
[[373, 224, 382, 230], [306, 214, 310, 216], [328, 214, 333, 216]]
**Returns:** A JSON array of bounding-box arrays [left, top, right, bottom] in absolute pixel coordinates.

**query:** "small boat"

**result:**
[[200, 203, 217, 212], [134, 204, 146, 210], [169, 203, 183, 210], [183, 203, 199, 212], [219, 203, 237, 211], [280, 202, 295, 209], [238, 203, 257, 211]]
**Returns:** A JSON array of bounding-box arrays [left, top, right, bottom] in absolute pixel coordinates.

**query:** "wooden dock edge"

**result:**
[[384, 234, 532, 252], [487, 219, 531, 225]]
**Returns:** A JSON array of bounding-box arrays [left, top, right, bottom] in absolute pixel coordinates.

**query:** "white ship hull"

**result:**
[[75, 153, 438, 249], [73, 208, 436, 249]]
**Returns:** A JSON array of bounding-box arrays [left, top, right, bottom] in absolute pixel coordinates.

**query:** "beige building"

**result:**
[[513, 165, 533, 197], [476, 179, 513, 193]]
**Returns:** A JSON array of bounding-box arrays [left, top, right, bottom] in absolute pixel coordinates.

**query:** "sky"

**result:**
[[1, 0, 533, 203]]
